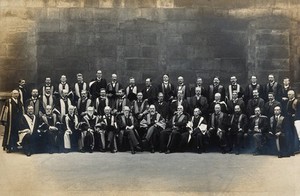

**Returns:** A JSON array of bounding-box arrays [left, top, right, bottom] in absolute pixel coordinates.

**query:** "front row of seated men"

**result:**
[[14, 101, 290, 158]]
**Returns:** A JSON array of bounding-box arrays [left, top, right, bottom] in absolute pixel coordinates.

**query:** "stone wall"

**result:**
[[0, 0, 300, 92]]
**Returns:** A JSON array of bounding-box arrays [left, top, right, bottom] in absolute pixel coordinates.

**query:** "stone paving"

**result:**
[[1, 129, 300, 196]]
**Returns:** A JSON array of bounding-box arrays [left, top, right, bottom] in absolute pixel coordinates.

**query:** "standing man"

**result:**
[[157, 74, 175, 103], [89, 70, 107, 101], [18, 79, 30, 106], [125, 77, 138, 102], [207, 76, 226, 104], [244, 75, 263, 103], [227, 76, 243, 100], [281, 77, 293, 116], [190, 77, 206, 98], [41, 86, 55, 115], [176, 76, 190, 100], [247, 89, 265, 117], [25, 89, 42, 117], [74, 73, 87, 105], [106, 73, 122, 108], [62, 106, 79, 152], [141, 78, 157, 105], [1, 90, 24, 153], [41, 77, 54, 97], [264, 92, 281, 119], [189, 86, 209, 117], [264, 74, 282, 101], [227, 90, 245, 115]]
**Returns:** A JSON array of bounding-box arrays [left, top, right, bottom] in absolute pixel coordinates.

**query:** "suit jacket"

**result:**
[[141, 85, 157, 105], [264, 82, 282, 101], [190, 86, 207, 98], [248, 115, 269, 134], [264, 100, 281, 118], [170, 99, 190, 115], [227, 98, 245, 114], [208, 112, 228, 132], [189, 96, 209, 116], [89, 78, 107, 100], [247, 98, 265, 117], [207, 84, 226, 103], [228, 113, 248, 133], [158, 82, 175, 102], [154, 101, 170, 121], [270, 115, 286, 135], [175, 84, 190, 99]]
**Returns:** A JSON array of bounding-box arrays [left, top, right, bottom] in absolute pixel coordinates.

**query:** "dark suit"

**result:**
[[208, 112, 228, 152], [248, 115, 269, 152], [269, 115, 287, 156], [207, 84, 226, 104], [228, 113, 248, 152], [189, 96, 209, 117], [247, 98, 265, 117], [227, 98, 245, 114], [89, 78, 107, 100], [264, 100, 281, 119], [142, 85, 157, 105], [264, 82, 282, 101]]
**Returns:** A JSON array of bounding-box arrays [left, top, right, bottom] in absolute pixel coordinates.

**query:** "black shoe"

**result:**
[[99, 149, 106, 152], [278, 154, 283, 158], [253, 151, 260, 156], [151, 148, 155, 153], [79, 149, 85, 153], [135, 145, 142, 151], [131, 149, 136, 154], [159, 150, 163, 153], [235, 150, 239, 155], [26, 152, 31, 157], [111, 149, 117, 153], [197, 148, 202, 154], [165, 150, 171, 154]]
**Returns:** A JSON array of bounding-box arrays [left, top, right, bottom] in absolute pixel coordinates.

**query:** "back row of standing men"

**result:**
[[1, 70, 300, 157]]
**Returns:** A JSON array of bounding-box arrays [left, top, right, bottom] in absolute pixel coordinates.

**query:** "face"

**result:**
[[87, 107, 94, 116], [45, 87, 51, 94], [100, 90, 106, 97], [45, 106, 52, 115], [137, 93, 143, 100], [254, 108, 261, 116], [158, 93, 164, 101], [230, 76, 237, 84], [123, 107, 130, 116], [112, 74, 117, 81], [268, 94, 274, 101], [232, 92, 238, 99], [61, 76, 67, 83], [196, 78, 202, 86], [12, 90, 19, 99], [81, 91, 87, 98], [195, 87, 201, 95], [146, 79, 151, 87], [129, 78, 135, 85], [214, 93, 221, 101], [178, 77, 184, 84], [214, 105, 221, 113], [68, 107, 75, 115], [177, 106, 184, 113], [62, 90, 68, 97], [163, 75, 169, 82], [253, 90, 259, 98], [213, 78, 219, 85], [251, 76, 257, 83], [149, 105, 155, 114], [27, 106, 34, 115], [117, 90, 124, 97], [32, 89, 38, 98], [45, 78, 51, 85], [19, 80, 26, 87], [268, 75, 274, 82], [104, 107, 111, 115], [274, 107, 281, 116], [77, 75, 83, 82], [283, 78, 290, 86], [288, 91, 295, 99], [194, 108, 200, 116], [234, 105, 241, 113], [96, 70, 102, 78]]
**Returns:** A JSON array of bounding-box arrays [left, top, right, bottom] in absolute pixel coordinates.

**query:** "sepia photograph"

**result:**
[[0, 0, 300, 195]]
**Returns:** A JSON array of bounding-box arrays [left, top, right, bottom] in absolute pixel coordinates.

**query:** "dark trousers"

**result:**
[[94, 131, 106, 150], [47, 130, 58, 153], [253, 132, 265, 151], [144, 126, 162, 149], [208, 128, 227, 149], [118, 129, 140, 150], [21, 133, 35, 155], [227, 131, 244, 150], [106, 131, 117, 150], [180, 128, 207, 151]]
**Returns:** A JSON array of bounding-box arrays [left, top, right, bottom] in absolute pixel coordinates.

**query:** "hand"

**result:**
[[275, 132, 281, 136]]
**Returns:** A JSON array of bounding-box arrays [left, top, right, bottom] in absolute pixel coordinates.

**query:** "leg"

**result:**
[[159, 129, 171, 152]]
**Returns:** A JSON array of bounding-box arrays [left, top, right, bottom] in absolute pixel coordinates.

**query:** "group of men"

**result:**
[[1, 70, 300, 158]]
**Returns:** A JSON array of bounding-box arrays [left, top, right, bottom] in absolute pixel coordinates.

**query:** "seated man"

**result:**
[[248, 107, 269, 155], [268, 106, 288, 158], [99, 106, 118, 153], [227, 105, 248, 155], [140, 105, 166, 153], [18, 105, 39, 156], [116, 106, 141, 154], [62, 105, 79, 153], [181, 108, 208, 153], [80, 106, 98, 153], [40, 105, 60, 154], [160, 105, 188, 154], [207, 104, 228, 154]]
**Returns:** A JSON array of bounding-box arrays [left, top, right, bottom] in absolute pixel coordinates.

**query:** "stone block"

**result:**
[[0, 45, 6, 57], [117, 9, 141, 21], [256, 46, 289, 59], [67, 21, 94, 32], [38, 19, 60, 32], [99, 0, 114, 8], [182, 33, 207, 45], [0, 0, 26, 7], [93, 21, 117, 33], [94, 33, 120, 45], [75, 32, 94, 46], [167, 46, 188, 59], [156, 0, 174, 8], [94, 45, 117, 57], [187, 46, 214, 59], [212, 0, 236, 9], [166, 36, 183, 45], [214, 44, 246, 58], [124, 46, 140, 57], [167, 59, 191, 70], [235, 0, 256, 9], [123, 32, 140, 45], [189, 58, 221, 71], [37, 32, 75, 45], [126, 58, 157, 70], [57, 0, 82, 8], [255, 0, 276, 8], [256, 33, 289, 46], [5, 32, 28, 45], [68, 8, 94, 20], [220, 58, 247, 72], [37, 45, 64, 58], [164, 8, 186, 21], [6, 44, 29, 59], [257, 59, 290, 70], [253, 16, 290, 30], [139, 33, 157, 45], [25, 0, 45, 7], [185, 8, 203, 20], [84, 0, 99, 8], [142, 46, 158, 58], [139, 0, 156, 8]]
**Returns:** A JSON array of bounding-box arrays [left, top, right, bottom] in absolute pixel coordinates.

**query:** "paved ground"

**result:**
[[1, 125, 300, 196]]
